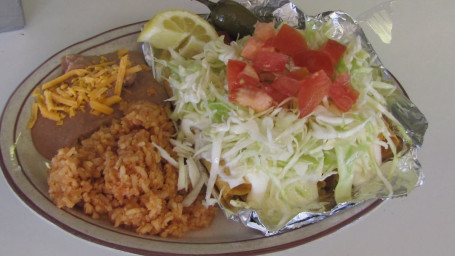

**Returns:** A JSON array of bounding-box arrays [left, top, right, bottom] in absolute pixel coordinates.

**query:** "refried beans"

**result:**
[[31, 51, 169, 159]]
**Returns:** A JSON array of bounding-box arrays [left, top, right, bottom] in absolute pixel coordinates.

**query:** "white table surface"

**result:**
[[0, 0, 453, 255]]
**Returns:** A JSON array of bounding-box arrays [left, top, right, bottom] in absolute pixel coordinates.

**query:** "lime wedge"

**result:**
[[138, 9, 218, 58]]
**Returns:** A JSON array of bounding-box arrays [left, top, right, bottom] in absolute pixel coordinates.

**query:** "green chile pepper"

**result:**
[[196, 0, 260, 39]]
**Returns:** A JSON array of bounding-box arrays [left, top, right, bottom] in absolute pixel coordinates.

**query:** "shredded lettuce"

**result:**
[[155, 23, 416, 231]]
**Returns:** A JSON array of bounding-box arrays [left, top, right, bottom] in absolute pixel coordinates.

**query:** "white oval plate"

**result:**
[[0, 21, 382, 255]]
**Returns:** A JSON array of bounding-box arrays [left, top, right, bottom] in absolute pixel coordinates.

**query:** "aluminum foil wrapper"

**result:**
[[143, 0, 428, 236]]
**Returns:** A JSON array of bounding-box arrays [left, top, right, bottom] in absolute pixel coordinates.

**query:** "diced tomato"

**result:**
[[263, 36, 276, 48], [253, 22, 276, 42], [298, 70, 332, 117], [321, 39, 346, 65], [286, 67, 310, 81], [263, 84, 288, 103], [328, 85, 359, 111], [271, 75, 302, 96], [274, 24, 308, 56], [241, 37, 264, 60], [333, 71, 350, 86], [333, 71, 359, 101], [347, 86, 359, 101], [227, 59, 246, 93], [227, 59, 260, 103], [328, 85, 354, 112], [292, 49, 335, 78], [328, 72, 359, 112], [230, 87, 275, 112], [329, 92, 354, 112], [253, 50, 288, 73], [238, 64, 260, 87]]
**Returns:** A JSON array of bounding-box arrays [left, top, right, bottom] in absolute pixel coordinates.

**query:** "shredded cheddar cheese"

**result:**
[[114, 55, 128, 96], [26, 103, 39, 130], [89, 100, 114, 115], [103, 95, 122, 106], [26, 50, 142, 129], [41, 69, 88, 90], [126, 65, 143, 75]]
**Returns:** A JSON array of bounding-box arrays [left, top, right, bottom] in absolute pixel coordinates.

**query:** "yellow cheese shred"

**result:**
[[26, 103, 39, 129], [114, 55, 128, 96], [27, 50, 142, 129], [126, 65, 142, 75], [103, 95, 122, 106], [89, 100, 113, 115], [50, 92, 78, 107], [41, 69, 88, 90]]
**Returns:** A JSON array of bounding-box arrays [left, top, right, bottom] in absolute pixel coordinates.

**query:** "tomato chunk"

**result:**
[[274, 24, 308, 56], [253, 22, 276, 42], [292, 49, 334, 78], [328, 72, 359, 112], [333, 71, 350, 86], [238, 64, 260, 87], [347, 87, 359, 101], [271, 75, 302, 96], [328, 85, 353, 112], [329, 91, 354, 112], [227, 59, 261, 103], [286, 67, 310, 81], [263, 36, 276, 48], [321, 39, 346, 65], [298, 70, 332, 117], [333, 72, 359, 101], [328, 85, 359, 111], [230, 87, 275, 112], [227, 59, 246, 93], [241, 37, 264, 60], [263, 84, 288, 103], [253, 50, 288, 73]]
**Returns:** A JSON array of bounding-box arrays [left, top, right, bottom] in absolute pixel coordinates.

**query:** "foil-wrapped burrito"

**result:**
[[143, 0, 427, 236]]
